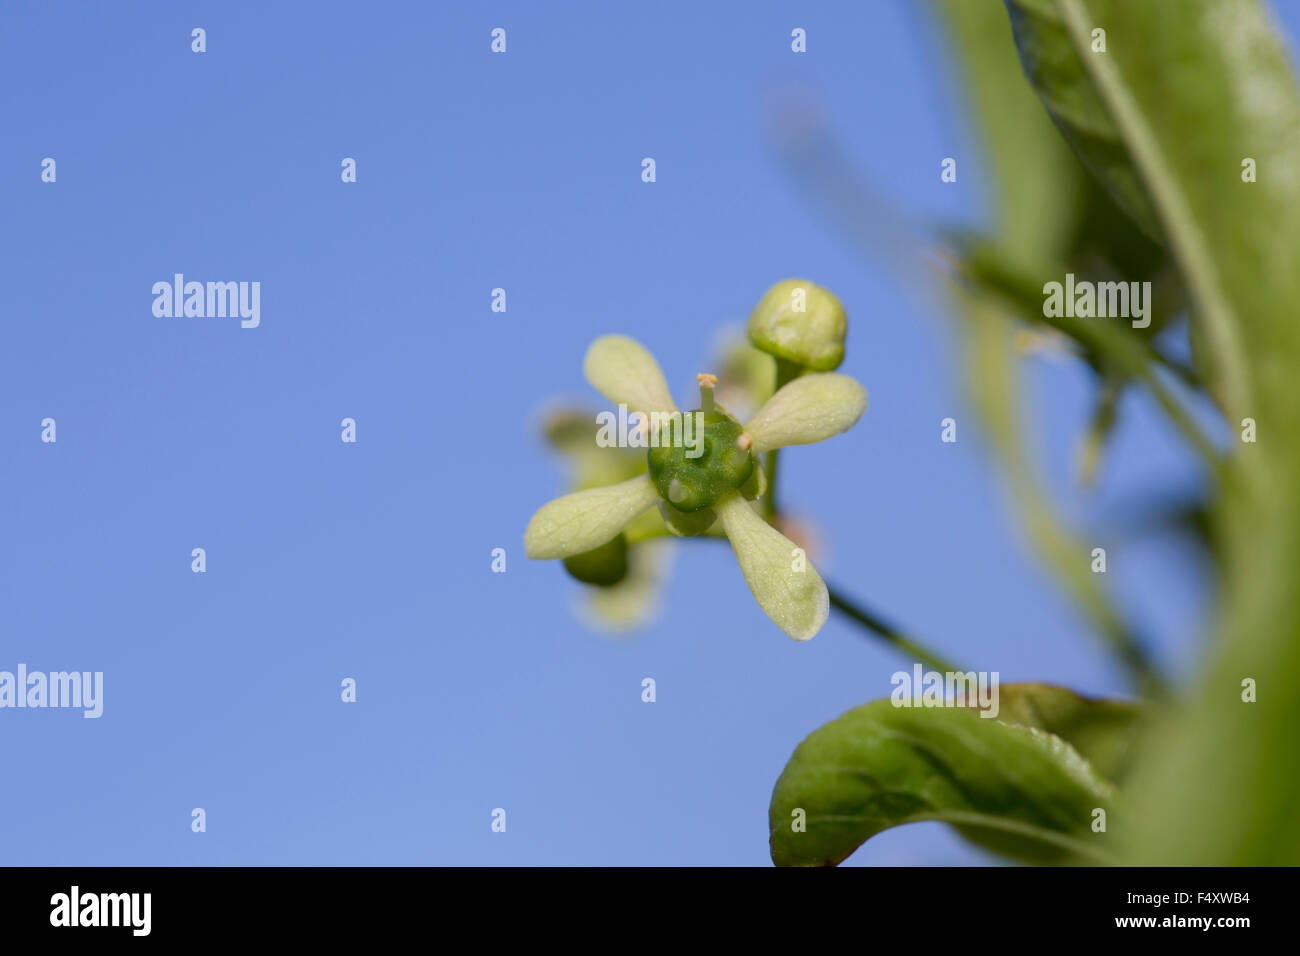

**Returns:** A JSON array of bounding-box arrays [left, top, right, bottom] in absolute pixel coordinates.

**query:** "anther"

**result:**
[[697, 373, 717, 415]]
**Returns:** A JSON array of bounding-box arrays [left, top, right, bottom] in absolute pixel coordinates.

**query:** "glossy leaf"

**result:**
[[1003, 0, 1162, 239], [978, 683, 1143, 782], [769, 697, 1116, 866]]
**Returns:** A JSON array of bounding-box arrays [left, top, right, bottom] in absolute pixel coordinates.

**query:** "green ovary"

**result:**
[[646, 409, 754, 513]]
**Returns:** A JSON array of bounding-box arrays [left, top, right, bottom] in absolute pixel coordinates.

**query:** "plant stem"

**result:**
[[827, 586, 964, 673], [762, 359, 802, 519], [762, 449, 780, 519]]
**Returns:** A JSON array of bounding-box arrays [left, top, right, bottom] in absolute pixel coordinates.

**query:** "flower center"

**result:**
[[647, 375, 755, 513]]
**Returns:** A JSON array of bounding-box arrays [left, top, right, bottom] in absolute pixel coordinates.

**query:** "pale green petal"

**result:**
[[716, 496, 828, 641], [525, 474, 660, 560], [743, 373, 867, 453], [583, 335, 678, 414]]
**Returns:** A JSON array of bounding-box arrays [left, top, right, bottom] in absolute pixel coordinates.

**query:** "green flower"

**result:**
[[525, 335, 868, 640]]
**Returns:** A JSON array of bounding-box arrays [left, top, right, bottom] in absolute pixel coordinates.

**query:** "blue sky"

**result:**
[[2, 1, 1296, 866]]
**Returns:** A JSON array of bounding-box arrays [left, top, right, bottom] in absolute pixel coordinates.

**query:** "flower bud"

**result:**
[[747, 279, 846, 371], [563, 534, 630, 587]]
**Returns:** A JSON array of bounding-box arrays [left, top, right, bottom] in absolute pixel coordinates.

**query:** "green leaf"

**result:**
[[934, 0, 1171, 285], [1003, 0, 1300, 420], [980, 683, 1143, 782], [1002, 0, 1162, 240], [936, 0, 1197, 502], [958, 683, 1144, 863], [768, 697, 1116, 866]]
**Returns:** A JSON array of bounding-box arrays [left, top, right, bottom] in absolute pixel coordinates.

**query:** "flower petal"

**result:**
[[584, 335, 678, 414], [525, 474, 661, 560], [743, 373, 867, 453], [716, 496, 828, 641]]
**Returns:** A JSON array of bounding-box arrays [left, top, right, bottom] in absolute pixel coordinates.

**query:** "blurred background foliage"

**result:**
[[937, 0, 1300, 866], [767, 0, 1300, 864]]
